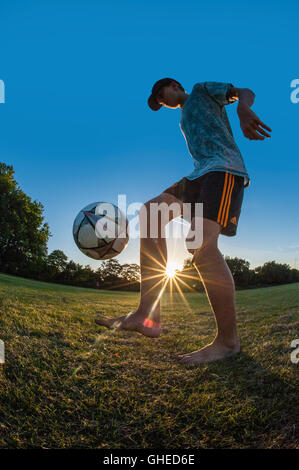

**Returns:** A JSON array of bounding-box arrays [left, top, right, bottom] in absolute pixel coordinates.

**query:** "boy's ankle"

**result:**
[[215, 334, 240, 350], [134, 306, 160, 321]]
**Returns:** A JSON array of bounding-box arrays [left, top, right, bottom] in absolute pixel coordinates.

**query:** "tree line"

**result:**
[[1, 161, 299, 291], [181, 256, 299, 292]]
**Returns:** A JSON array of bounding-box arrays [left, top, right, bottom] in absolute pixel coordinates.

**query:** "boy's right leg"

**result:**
[[95, 191, 183, 337]]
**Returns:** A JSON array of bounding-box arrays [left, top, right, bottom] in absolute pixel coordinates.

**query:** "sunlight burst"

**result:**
[[140, 249, 194, 317], [165, 261, 183, 279]]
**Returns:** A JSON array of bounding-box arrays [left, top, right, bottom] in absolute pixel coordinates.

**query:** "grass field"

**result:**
[[0, 272, 298, 449]]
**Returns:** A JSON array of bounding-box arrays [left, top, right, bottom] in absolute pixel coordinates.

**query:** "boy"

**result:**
[[95, 78, 271, 364]]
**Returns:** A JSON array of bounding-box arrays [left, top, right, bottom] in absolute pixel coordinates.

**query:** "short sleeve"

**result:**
[[203, 82, 237, 106]]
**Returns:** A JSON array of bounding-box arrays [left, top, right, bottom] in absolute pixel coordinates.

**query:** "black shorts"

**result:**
[[163, 171, 245, 237]]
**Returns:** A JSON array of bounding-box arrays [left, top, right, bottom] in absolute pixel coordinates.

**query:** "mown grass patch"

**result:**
[[0, 273, 298, 448]]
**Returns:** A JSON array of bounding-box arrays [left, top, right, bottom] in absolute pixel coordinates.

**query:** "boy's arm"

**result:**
[[229, 86, 272, 141]]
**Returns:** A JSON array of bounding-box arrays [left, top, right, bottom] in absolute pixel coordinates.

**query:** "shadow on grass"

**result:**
[[196, 352, 298, 446]]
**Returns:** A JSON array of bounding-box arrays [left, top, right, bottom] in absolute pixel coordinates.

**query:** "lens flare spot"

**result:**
[[143, 318, 154, 328]]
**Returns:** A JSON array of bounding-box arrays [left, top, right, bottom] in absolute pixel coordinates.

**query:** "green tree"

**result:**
[[0, 162, 50, 274], [43, 250, 68, 281], [95, 259, 140, 290], [97, 259, 123, 285], [47, 250, 68, 272], [255, 261, 293, 285], [121, 263, 140, 282], [290, 268, 299, 283]]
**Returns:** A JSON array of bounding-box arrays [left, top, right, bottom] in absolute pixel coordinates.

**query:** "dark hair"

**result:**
[[172, 80, 185, 92]]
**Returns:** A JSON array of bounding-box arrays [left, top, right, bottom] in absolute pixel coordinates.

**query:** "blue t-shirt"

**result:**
[[179, 81, 250, 188]]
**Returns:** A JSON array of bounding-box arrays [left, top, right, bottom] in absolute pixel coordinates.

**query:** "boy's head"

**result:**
[[148, 78, 186, 111]]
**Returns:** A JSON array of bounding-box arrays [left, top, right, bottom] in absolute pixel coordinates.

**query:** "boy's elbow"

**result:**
[[247, 88, 256, 99]]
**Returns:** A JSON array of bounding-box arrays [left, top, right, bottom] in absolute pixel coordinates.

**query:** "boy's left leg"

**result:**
[[178, 216, 240, 364]]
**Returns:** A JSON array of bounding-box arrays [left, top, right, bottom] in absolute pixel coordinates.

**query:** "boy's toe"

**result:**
[[95, 315, 113, 328]]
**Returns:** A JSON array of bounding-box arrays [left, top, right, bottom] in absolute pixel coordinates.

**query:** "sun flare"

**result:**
[[165, 261, 183, 278]]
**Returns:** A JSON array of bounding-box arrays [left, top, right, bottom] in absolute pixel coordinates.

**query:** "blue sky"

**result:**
[[0, 0, 299, 270]]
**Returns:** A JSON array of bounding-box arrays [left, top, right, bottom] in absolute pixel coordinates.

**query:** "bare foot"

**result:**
[[177, 339, 240, 365], [95, 311, 161, 338]]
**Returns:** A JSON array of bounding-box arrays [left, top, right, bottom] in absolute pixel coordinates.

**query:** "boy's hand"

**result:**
[[237, 102, 272, 140]]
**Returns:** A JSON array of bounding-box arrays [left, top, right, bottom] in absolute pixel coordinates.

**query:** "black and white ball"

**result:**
[[73, 201, 129, 260]]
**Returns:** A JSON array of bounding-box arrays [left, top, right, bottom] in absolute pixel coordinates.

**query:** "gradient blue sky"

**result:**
[[0, 0, 298, 270]]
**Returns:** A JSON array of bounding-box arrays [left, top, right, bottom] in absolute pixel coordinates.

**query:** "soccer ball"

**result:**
[[73, 201, 129, 260]]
